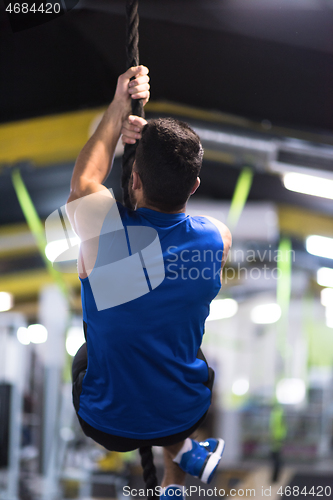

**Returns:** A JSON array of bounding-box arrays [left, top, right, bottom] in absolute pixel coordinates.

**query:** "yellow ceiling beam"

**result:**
[[0, 222, 37, 258], [278, 205, 333, 239], [1, 101, 332, 169], [203, 149, 235, 165], [0, 269, 80, 298], [0, 107, 106, 167]]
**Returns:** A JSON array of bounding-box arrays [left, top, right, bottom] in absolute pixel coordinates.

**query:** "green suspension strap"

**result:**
[[11, 168, 70, 299], [257, 236, 291, 467], [276, 237, 293, 367], [272, 237, 293, 452], [227, 167, 254, 230], [302, 289, 317, 372]]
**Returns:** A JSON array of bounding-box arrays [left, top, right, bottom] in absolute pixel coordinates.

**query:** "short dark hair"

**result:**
[[134, 118, 203, 212]]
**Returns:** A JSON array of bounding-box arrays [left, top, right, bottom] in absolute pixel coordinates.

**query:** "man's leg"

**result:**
[[162, 442, 186, 488]]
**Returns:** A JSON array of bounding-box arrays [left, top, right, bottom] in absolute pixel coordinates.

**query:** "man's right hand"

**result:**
[[113, 66, 150, 120], [121, 115, 148, 145]]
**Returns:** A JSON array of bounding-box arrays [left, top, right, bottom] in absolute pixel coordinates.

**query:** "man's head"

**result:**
[[129, 118, 203, 212]]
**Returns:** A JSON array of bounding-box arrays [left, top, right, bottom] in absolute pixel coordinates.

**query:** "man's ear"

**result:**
[[190, 177, 201, 195], [132, 171, 143, 191]]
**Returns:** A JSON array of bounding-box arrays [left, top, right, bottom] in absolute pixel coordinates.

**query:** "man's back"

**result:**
[[78, 204, 223, 439], [68, 66, 231, 488]]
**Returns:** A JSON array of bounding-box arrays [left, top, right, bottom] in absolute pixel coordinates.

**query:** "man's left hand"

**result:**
[[121, 115, 148, 145]]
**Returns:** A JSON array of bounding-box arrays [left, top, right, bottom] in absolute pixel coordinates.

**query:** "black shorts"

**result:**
[[72, 342, 214, 452]]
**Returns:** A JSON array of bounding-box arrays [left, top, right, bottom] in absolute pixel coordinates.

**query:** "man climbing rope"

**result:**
[[67, 65, 232, 498]]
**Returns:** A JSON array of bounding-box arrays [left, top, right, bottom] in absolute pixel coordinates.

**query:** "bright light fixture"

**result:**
[[326, 316, 333, 329], [45, 236, 80, 263], [276, 378, 306, 405], [317, 267, 333, 288], [17, 327, 30, 345], [232, 378, 249, 396], [320, 288, 333, 329], [0, 292, 14, 312], [206, 298, 238, 322], [28, 324, 48, 344], [326, 306, 333, 319], [325, 307, 333, 330], [59, 427, 75, 442], [250, 303, 281, 324], [284, 172, 333, 200], [66, 326, 85, 356], [306, 235, 333, 260], [321, 288, 333, 307]]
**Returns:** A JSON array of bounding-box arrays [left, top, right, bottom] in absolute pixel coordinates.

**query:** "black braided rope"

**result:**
[[139, 446, 158, 499], [122, 2, 157, 492], [122, 0, 145, 210]]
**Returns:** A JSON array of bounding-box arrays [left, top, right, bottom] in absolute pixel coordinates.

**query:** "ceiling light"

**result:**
[[66, 326, 85, 357], [206, 298, 238, 322], [325, 307, 333, 328], [0, 292, 14, 312], [276, 378, 306, 405], [232, 378, 249, 396], [283, 172, 333, 200], [326, 317, 333, 329], [306, 235, 333, 260], [45, 236, 80, 263], [60, 427, 75, 442], [321, 288, 333, 307], [317, 267, 333, 288], [250, 303, 281, 324], [17, 327, 30, 345], [27, 324, 48, 344]]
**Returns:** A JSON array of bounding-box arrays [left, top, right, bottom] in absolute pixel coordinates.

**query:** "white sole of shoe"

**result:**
[[200, 438, 225, 484]]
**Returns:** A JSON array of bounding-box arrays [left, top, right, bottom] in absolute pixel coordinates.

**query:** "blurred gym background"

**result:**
[[0, 1, 333, 499]]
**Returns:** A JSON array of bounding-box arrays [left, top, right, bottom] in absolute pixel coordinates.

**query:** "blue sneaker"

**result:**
[[177, 438, 225, 484], [160, 485, 184, 498]]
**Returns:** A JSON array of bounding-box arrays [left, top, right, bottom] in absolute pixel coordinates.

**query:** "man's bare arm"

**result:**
[[67, 65, 150, 206], [65, 66, 150, 277], [201, 216, 232, 269]]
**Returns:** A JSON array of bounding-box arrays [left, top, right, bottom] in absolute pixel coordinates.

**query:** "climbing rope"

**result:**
[[122, 1, 158, 496], [122, 0, 145, 210], [139, 447, 158, 498]]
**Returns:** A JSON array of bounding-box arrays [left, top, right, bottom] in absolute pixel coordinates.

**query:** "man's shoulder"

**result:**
[[192, 215, 232, 253], [189, 214, 229, 237]]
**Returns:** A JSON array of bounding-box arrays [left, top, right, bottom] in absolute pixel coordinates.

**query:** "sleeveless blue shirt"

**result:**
[[78, 203, 223, 439]]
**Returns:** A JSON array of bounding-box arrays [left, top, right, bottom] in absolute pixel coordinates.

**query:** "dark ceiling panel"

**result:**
[[0, 4, 332, 131], [0, 10, 118, 122]]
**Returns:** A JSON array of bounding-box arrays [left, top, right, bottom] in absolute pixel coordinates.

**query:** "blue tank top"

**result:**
[[78, 203, 223, 439]]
